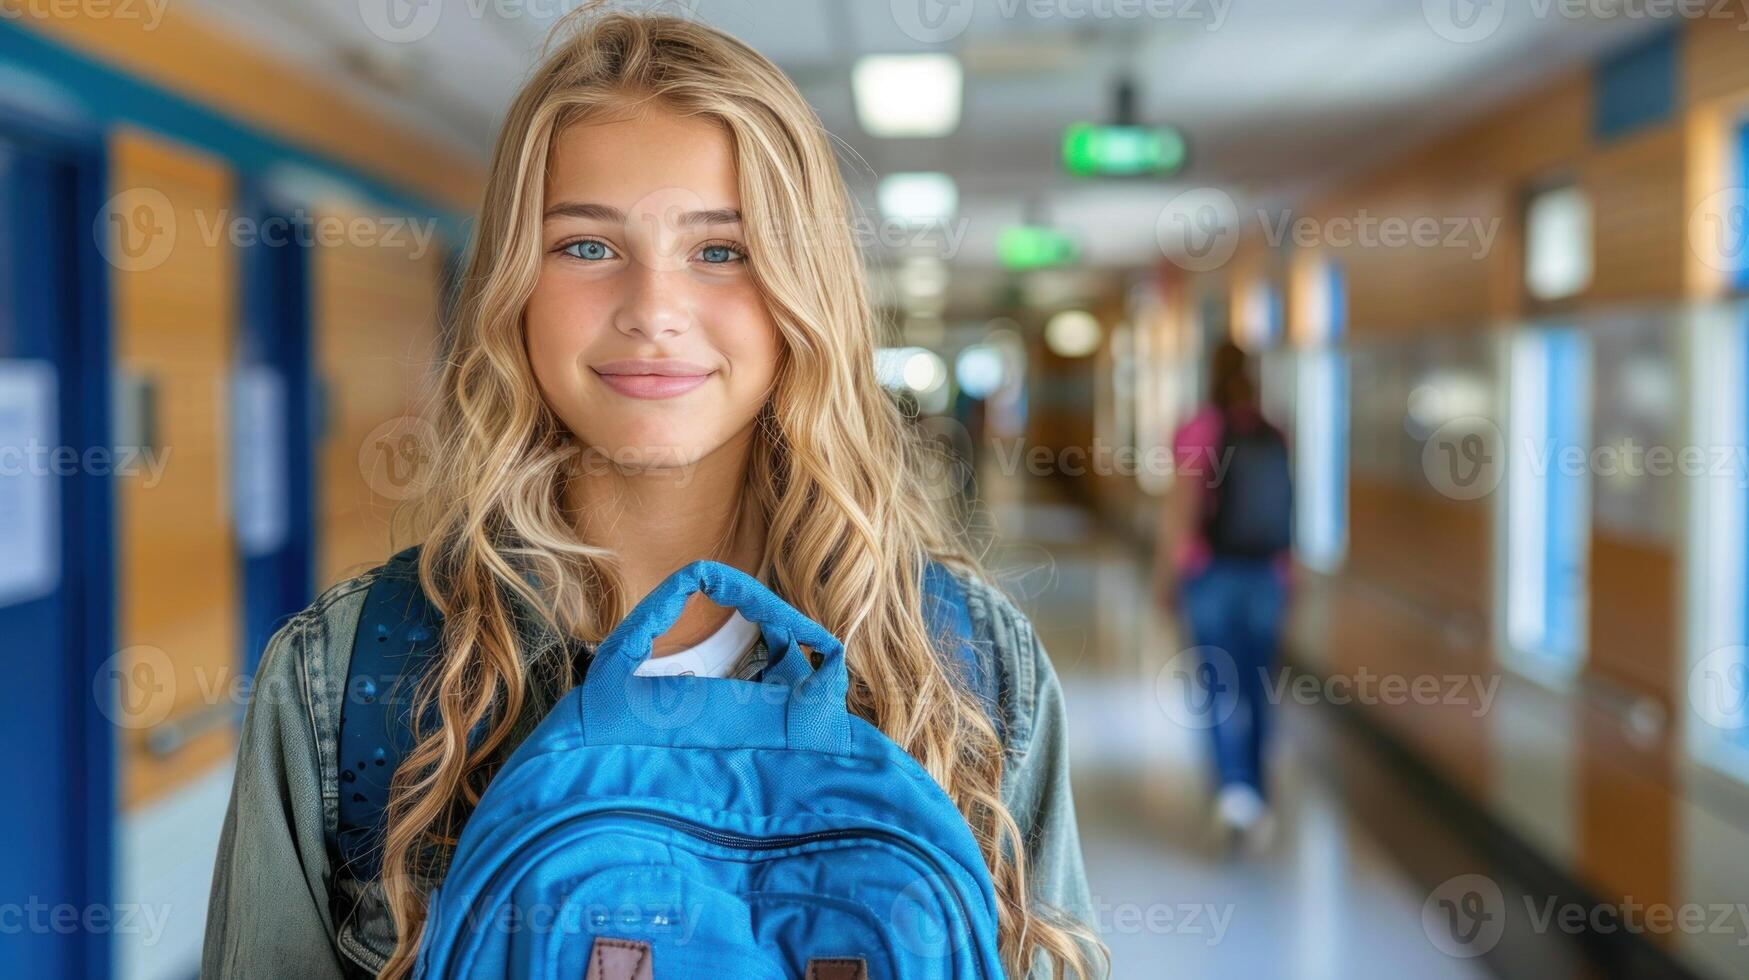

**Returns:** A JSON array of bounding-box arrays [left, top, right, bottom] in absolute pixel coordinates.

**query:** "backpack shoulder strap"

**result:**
[[334, 545, 444, 883], [922, 560, 1003, 739]]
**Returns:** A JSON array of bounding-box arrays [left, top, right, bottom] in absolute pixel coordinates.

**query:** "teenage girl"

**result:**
[[203, 7, 1106, 979]]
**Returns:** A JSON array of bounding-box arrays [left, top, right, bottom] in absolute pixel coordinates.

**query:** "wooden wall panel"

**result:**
[[109, 130, 238, 810], [17, 5, 482, 211], [1347, 476, 1491, 616], [1324, 580, 1494, 796], [312, 214, 445, 588], [1586, 533, 1678, 711], [1334, 182, 1510, 334], [1584, 126, 1688, 305], [1578, 717, 1678, 922], [1314, 74, 1592, 334], [1683, 7, 1749, 108], [1466, 73, 1592, 178]]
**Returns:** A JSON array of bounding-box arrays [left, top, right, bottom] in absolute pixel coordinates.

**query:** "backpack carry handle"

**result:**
[[579, 560, 852, 751]]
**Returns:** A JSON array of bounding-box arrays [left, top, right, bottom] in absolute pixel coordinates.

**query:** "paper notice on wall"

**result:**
[[232, 364, 288, 557], [0, 360, 60, 607]]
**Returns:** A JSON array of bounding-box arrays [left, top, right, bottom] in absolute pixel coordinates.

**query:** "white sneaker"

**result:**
[[1216, 784, 1265, 831], [1214, 784, 1275, 857]]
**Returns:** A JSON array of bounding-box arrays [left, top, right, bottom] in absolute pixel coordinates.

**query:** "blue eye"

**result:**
[[699, 243, 745, 264], [561, 239, 614, 261]]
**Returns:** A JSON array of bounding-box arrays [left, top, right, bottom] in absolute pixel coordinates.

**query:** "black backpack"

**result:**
[[1202, 410, 1293, 558]]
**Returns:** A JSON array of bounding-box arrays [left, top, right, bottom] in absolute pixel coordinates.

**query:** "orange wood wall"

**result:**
[[312, 216, 446, 588], [109, 130, 239, 809]]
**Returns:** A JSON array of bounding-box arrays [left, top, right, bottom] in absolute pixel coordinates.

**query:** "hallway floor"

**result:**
[[974, 485, 1486, 980]]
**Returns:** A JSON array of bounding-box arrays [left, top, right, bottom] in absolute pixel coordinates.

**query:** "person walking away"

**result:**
[[1153, 341, 1293, 852]]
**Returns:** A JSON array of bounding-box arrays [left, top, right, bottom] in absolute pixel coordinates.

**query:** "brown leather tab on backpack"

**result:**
[[586, 937, 653, 980], [805, 957, 867, 980]]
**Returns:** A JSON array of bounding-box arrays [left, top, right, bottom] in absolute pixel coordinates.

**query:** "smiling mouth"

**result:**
[[591, 367, 713, 399]]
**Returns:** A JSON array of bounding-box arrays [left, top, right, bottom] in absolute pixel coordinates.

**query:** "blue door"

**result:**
[[234, 201, 315, 675], [0, 121, 115, 978]]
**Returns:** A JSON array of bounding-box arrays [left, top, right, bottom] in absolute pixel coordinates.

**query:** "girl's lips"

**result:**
[[590, 367, 713, 399]]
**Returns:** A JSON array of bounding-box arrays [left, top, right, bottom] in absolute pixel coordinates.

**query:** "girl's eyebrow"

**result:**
[[544, 201, 742, 226]]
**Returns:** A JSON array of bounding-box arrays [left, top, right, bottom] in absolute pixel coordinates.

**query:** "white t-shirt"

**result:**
[[632, 609, 761, 678]]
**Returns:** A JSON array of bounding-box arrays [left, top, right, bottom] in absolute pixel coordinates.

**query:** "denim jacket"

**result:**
[[201, 561, 1098, 978]]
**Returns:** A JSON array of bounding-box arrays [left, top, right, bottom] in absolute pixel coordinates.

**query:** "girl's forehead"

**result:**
[[545, 111, 740, 207]]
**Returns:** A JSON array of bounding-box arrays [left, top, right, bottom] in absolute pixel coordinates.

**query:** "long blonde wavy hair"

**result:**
[[377, 5, 1105, 978]]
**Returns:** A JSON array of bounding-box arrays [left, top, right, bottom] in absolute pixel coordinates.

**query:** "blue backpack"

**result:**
[[335, 550, 1004, 979]]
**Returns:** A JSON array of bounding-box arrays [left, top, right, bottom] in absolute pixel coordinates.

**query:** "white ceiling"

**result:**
[[187, 0, 1676, 310]]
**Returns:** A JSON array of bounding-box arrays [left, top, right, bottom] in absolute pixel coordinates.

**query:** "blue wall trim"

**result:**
[[1328, 261, 1347, 343], [0, 18, 472, 242], [1737, 120, 1749, 292], [1594, 28, 1678, 143]]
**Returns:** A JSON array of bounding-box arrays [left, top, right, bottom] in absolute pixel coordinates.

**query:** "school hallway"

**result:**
[[13, 3, 1749, 978], [975, 469, 1485, 980]]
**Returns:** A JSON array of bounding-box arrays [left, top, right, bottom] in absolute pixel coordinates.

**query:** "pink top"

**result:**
[[1170, 404, 1293, 583]]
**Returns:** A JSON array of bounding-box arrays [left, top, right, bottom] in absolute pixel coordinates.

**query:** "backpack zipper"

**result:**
[[450, 805, 990, 979]]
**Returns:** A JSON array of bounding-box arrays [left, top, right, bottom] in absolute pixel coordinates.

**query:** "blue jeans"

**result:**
[[1179, 558, 1288, 797]]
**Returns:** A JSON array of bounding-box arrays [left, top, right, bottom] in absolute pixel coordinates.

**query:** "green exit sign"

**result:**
[[998, 226, 1078, 270], [1062, 123, 1186, 177]]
